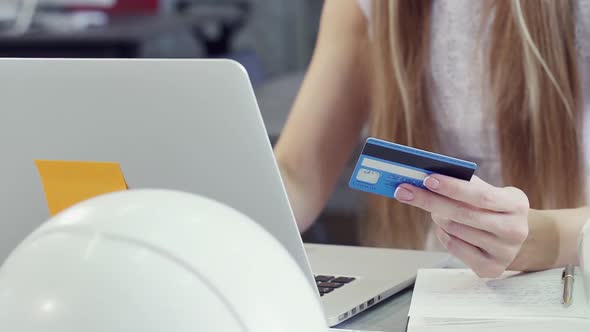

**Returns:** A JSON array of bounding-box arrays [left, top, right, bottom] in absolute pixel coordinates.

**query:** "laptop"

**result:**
[[0, 58, 449, 326]]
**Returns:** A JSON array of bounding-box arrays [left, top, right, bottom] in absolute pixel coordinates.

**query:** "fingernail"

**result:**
[[394, 186, 414, 201], [423, 176, 440, 190]]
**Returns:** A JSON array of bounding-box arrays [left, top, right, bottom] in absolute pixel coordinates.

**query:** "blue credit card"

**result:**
[[349, 138, 477, 198]]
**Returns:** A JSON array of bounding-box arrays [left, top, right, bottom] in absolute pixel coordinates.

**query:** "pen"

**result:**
[[562, 265, 575, 307]]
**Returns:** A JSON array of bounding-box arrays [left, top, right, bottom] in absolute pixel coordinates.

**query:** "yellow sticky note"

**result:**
[[35, 160, 129, 216]]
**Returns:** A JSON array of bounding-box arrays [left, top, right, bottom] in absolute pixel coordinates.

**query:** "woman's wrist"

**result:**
[[509, 208, 560, 271], [510, 207, 590, 271]]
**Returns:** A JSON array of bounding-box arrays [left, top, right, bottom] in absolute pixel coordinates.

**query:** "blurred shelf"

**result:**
[[0, 15, 203, 58]]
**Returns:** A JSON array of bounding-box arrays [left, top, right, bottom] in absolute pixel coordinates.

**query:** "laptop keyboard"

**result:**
[[314, 275, 355, 296]]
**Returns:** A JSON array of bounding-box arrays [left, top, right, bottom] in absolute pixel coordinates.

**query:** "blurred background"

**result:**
[[0, 0, 361, 246]]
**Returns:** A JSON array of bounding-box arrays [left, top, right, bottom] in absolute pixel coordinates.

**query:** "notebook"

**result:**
[[407, 268, 590, 331]]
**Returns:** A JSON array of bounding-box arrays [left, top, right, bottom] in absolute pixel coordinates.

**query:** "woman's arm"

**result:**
[[510, 207, 590, 271], [274, 0, 371, 232]]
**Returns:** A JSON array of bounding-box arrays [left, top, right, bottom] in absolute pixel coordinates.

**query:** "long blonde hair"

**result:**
[[362, 0, 585, 249]]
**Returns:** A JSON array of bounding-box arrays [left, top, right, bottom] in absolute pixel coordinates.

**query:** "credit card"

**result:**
[[348, 138, 477, 198]]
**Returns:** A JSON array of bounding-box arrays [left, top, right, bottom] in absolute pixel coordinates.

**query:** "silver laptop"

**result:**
[[0, 58, 449, 326]]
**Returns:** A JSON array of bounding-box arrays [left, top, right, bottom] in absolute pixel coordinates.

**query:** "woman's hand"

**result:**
[[394, 175, 530, 278]]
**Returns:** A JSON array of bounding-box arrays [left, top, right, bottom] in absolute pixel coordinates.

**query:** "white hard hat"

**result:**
[[0, 189, 327, 332]]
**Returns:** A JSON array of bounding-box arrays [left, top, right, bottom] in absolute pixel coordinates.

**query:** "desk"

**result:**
[[336, 287, 413, 332]]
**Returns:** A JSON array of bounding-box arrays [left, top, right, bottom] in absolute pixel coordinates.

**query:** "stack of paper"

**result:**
[[408, 268, 590, 331]]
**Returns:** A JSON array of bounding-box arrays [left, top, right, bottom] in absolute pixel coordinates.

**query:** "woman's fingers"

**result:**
[[431, 215, 515, 265], [395, 175, 531, 278], [396, 185, 504, 235], [396, 184, 529, 244], [423, 174, 529, 214], [435, 226, 506, 278]]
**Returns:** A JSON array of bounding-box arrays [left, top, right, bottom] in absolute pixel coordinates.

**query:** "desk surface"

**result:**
[[336, 287, 413, 332]]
